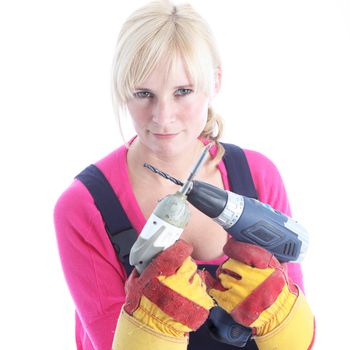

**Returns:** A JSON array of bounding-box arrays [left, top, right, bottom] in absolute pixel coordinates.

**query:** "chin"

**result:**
[[140, 132, 200, 158]]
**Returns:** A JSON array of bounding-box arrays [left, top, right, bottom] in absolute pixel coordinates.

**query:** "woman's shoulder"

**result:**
[[219, 143, 279, 176], [54, 178, 92, 225], [241, 148, 283, 186], [240, 147, 291, 214], [243, 148, 279, 173], [54, 146, 127, 222]]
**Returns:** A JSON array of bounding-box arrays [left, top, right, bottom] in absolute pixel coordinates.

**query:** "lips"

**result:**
[[151, 132, 179, 138]]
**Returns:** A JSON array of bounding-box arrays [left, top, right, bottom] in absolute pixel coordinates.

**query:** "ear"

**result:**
[[214, 66, 222, 95], [210, 66, 222, 100]]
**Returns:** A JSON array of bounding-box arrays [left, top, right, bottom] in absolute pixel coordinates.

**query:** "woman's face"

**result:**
[[126, 59, 220, 158]]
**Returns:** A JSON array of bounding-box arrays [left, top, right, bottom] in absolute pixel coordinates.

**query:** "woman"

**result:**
[[54, 1, 315, 349]]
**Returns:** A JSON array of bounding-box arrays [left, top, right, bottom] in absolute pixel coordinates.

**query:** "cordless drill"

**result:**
[[129, 145, 309, 347]]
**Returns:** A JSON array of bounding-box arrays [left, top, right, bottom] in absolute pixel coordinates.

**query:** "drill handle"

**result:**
[[208, 306, 252, 347]]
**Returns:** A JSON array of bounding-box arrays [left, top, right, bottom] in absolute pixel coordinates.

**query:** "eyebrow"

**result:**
[[134, 84, 194, 91]]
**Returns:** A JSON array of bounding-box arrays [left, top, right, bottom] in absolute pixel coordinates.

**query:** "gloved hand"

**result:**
[[209, 238, 315, 349], [112, 239, 214, 350]]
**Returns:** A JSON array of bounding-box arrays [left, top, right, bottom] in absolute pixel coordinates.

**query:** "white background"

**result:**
[[1, 1, 349, 349]]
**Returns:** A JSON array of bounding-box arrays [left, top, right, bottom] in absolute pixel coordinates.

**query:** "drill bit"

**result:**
[[179, 143, 212, 195], [143, 143, 212, 193], [143, 163, 184, 186]]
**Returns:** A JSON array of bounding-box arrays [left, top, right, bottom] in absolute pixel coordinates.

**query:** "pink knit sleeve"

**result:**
[[54, 180, 127, 350], [243, 149, 305, 291]]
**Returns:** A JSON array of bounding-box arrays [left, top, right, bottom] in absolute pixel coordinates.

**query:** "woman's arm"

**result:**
[[54, 180, 127, 350]]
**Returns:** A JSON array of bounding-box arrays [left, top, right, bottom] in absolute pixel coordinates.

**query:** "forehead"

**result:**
[[137, 57, 192, 90]]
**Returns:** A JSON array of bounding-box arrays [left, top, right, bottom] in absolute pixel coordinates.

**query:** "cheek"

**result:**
[[127, 100, 144, 118], [184, 97, 209, 127], [127, 101, 150, 128]]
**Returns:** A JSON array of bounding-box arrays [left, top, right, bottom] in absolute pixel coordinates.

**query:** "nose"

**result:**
[[152, 98, 175, 126]]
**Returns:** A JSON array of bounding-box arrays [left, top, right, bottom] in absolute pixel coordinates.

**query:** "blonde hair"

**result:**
[[111, 0, 224, 158]]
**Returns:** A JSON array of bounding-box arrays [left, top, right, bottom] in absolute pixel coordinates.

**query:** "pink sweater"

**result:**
[[54, 143, 304, 350]]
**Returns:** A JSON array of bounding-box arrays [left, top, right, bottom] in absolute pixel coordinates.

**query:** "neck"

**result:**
[[126, 137, 209, 186]]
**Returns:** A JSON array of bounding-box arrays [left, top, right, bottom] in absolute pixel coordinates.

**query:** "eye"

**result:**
[[175, 88, 193, 96], [134, 91, 153, 99]]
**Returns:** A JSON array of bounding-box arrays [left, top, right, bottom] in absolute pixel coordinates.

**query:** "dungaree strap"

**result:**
[[75, 164, 136, 276]]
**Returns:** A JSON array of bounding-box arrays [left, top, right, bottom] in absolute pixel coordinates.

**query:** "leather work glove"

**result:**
[[112, 239, 214, 350], [209, 238, 315, 350]]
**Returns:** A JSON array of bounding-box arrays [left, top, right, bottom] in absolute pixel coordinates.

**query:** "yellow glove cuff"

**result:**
[[251, 284, 297, 335], [133, 296, 192, 336], [112, 308, 188, 350], [254, 289, 315, 350]]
